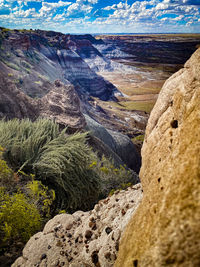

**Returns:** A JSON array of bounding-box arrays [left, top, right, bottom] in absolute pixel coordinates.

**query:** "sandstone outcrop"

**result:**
[[115, 48, 200, 266], [13, 184, 143, 267]]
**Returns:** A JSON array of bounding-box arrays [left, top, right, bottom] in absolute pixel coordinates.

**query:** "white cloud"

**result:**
[[173, 14, 184, 20], [0, 0, 199, 33], [156, 3, 169, 10], [65, 0, 97, 18], [103, 5, 117, 11], [53, 13, 65, 21], [39, 1, 71, 17], [13, 8, 37, 18]]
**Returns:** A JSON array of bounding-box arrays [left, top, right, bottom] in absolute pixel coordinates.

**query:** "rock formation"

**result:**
[[0, 76, 38, 120], [39, 80, 85, 130], [0, 75, 85, 130], [13, 184, 143, 267], [115, 48, 200, 266], [0, 28, 148, 139]]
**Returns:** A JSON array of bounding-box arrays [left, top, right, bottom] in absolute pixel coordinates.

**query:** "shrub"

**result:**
[[132, 134, 145, 143], [26, 178, 55, 219], [0, 188, 41, 249], [0, 146, 16, 192], [89, 156, 138, 198], [0, 154, 55, 254], [0, 119, 100, 211]]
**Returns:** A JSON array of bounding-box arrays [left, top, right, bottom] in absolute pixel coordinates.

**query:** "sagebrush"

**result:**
[[0, 118, 100, 211]]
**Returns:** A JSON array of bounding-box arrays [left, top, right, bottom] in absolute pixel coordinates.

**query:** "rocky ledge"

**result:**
[[13, 184, 143, 267]]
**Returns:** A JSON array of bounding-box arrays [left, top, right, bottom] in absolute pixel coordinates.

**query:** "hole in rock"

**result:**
[[171, 120, 178, 129], [133, 259, 138, 267], [158, 178, 161, 183], [91, 251, 99, 265]]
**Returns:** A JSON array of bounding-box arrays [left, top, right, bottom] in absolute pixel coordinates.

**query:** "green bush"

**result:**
[[132, 134, 145, 143], [89, 156, 137, 198], [0, 119, 100, 211], [0, 118, 138, 212], [0, 188, 41, 249], [0, 153, 55, 253]]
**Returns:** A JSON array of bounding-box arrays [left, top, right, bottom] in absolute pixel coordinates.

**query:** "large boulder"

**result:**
[[115, 48, 200, 266], [13, 184, 143, 267]]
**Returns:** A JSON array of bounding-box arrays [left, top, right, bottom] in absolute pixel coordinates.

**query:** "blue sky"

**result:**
[[0, 0, 200, 33]]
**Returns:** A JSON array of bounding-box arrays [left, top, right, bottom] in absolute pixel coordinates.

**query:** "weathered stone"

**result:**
[[115, 48, 200, 266], [12, 184, 143, 267]]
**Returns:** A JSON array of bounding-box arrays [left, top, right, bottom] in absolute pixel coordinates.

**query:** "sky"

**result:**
[[0, 0, 200, 33]]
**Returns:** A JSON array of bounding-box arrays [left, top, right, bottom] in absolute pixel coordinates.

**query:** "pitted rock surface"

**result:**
[[115, 48, 200, 266], [13, 184, 143, 267]]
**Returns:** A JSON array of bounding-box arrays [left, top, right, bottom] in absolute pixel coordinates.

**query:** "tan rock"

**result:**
[[12, 184, 143, 267], [115, 48, 200, 266]]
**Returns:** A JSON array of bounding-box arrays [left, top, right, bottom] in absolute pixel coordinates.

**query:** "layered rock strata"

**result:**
[[0, 28, 118, 100], [115, 48, 200, 266], [85, 115, 141, 173]]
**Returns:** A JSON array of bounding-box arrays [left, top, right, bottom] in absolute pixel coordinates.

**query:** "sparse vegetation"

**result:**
[[132, 134, 145, 143], [89, 156, 137, 198], [109, 182, 132, 196], [4, 62, 20, 71], [109, 100, 155, 113], [34, 80, 42, 85]]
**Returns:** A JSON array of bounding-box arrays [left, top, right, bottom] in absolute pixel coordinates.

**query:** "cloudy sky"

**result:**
[[0, 0, 200, 33]]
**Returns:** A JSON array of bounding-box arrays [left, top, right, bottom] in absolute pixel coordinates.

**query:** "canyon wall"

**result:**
[[0, 28, 118, 101]]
